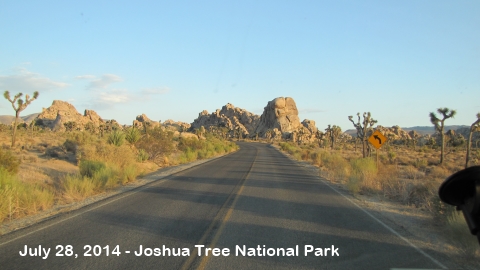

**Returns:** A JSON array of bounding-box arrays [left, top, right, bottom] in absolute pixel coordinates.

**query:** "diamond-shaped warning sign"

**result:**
[[368, 130, 387, 149]]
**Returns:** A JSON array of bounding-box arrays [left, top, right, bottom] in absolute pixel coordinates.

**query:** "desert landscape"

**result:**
[[1, 2, 479, 268], [1, 95, 479, 266]]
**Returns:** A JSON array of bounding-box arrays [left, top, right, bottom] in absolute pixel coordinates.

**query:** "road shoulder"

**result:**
[[269, 143, 467, 269]]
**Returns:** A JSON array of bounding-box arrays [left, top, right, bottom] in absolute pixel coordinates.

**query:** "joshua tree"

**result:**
[[325, 125, 342, 150], [3, 91, 39, 147], [429, 107, 456, 164], [315, 130, 325, 146], [408, 130, 420, 150], [348, 112, 377, 158], [466, 113, 480, 168]]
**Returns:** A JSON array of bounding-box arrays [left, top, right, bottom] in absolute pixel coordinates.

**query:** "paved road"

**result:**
[[0, 142, 451, 269]]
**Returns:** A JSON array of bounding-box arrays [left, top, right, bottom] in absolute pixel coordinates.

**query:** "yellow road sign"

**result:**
[[368, 130, 387, 149]]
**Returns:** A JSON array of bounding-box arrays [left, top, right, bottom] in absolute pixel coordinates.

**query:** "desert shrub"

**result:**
[[173, 134, 236, 164], [404, 165, 420, 180], [408, 182, 434, 207], [279, 142, 297, 156], [179, 149, 197, 163], [310, 151, 322, 166], [66, 131, 99, 146], [137, 149, 149, 162], [300, 149, 310, 161], [387, 151, 396, 164], [350, 158, 378, 192], [62, 174, 96, 202], [92, 166, 116, 188], [63, 139, 77, 152], [136, 127, 175, 165], [77, 143, 136, 169], [178, 137, 203, 152], [125, 127, 141, 145], [79, 160, 106, 178], [107, 130, 125, 146], [321, 152, 350, 181], [121, 165, 138, 184], [0, 168, 54, 221], [429, 166, 449, 180], [0, 148, 20, 174], [413, 158, 428, 169]]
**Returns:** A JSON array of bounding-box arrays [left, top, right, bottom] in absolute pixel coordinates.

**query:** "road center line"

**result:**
[[180, 147, 258, 270]]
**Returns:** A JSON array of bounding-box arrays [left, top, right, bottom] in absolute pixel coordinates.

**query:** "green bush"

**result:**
[[92, 166, 116, 189], [125, 127, 141, 145], [279, 142, 297, 155], [347, 175, 361, 194], [322, 152, 350, 181], [121, 165, 138, 184], [350, 158, 377, 181], [137, 149, 149, 162], [136, 127, 175, 165], [108, 130, 125, 146], [0, 148, 20, 174], [350, 158, 378, 191], [79, 160, 106, 178], [62, 174, 96, 201]]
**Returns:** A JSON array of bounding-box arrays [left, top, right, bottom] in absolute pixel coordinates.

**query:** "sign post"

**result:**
[[368, 130, 388, 167]]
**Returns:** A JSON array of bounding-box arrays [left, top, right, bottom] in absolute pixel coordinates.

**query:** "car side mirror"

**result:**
[[438, 166, 480, 244]]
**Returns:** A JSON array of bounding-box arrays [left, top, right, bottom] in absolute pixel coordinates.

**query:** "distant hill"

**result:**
[[0, 113, 40, 125], [345, 125, 470, 136]]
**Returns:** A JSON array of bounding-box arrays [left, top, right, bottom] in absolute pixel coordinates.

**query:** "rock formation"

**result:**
[[191, 103, 260, 136], [35, 100, 105, 131], [162, 119, 191, 132], [301, 119, 318, 134], [254, 97, 301, 136], [191, 97, 319, 142], [375, 125, 412, 144], [133, 114, 160, 130]]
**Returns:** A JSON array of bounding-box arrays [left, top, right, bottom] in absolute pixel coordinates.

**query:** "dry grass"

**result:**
[[0, 128, 237, 223], [276, 140, 480, 260]]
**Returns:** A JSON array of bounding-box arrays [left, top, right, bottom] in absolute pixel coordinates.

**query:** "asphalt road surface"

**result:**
[[0, 142, 452, 269]]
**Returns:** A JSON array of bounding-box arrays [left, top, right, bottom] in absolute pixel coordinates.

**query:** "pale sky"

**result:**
[[0, 1, 479, 131]]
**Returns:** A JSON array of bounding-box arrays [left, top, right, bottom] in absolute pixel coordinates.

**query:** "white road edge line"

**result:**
[[0, 179, 167, 248], [320, 179, 448, 270]]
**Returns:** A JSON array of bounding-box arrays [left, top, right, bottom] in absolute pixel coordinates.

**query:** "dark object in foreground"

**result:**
[[439, 165, 480, 244]]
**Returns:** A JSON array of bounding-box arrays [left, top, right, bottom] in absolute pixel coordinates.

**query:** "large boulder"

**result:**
[[254, 97, 302, 136]]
